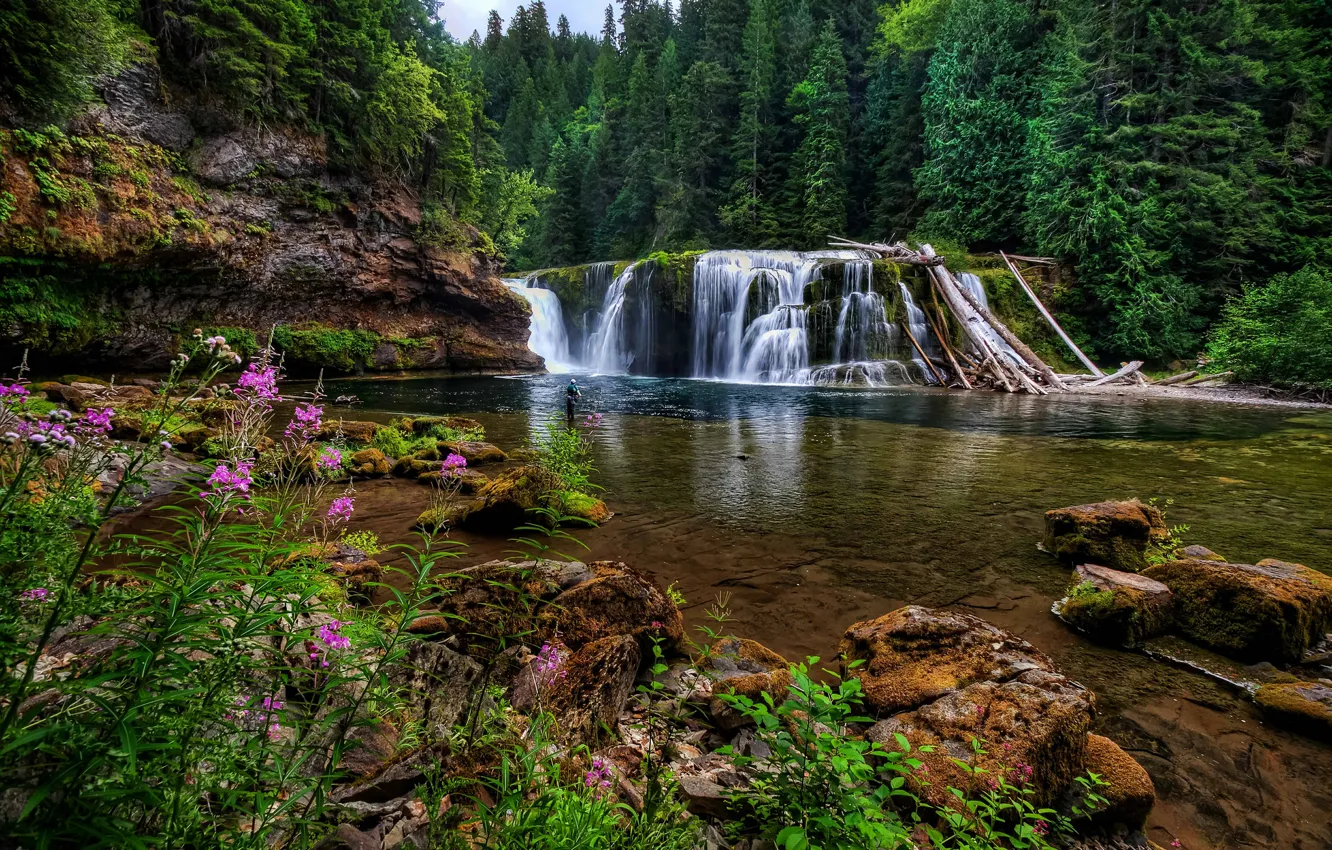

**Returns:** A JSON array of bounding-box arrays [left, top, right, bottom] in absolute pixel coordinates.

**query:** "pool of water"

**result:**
[[319, 373, 1332, 849]]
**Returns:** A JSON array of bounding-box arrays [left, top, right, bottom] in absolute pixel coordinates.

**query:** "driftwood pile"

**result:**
[[830, 238, 1167, 396]]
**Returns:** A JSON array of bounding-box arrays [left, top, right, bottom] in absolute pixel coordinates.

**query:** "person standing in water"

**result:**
[[565, 378, 582, 424]]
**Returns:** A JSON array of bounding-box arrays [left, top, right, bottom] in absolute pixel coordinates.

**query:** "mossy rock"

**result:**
[[557, 491, 611, 524], [1075, 734, 1156, 830], [1057, 564, 1174, 647], [439, 440, 507, 466], [537, 560, 686, 652], [417, 468, 489, 493], [318, 420, 381, 444], [176, 424, 219, 452], [1175, 544, 1226, 562], [704, 637, 792, 730], [1141, 558, 1332, 662], [391, 456, 437, 479], [453, 464, 563, 533], [414, 505, 466, 532], [1253, 681, 1332, 740], [544, 635, 641, 745], [1043, 500, 1168, 573], [350, 448, 391, 477], [409, 416, 483, 435], [838, 605, 1057, 714], [61, 374, 109, 387]]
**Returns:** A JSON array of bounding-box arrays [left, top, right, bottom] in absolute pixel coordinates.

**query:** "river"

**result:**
[[319, 373, 1332, 850]]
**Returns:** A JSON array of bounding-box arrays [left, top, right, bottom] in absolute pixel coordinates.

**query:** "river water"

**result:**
[[321, 373, 1332, 850]]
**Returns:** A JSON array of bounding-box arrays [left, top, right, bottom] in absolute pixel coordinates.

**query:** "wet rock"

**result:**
[[1043, 500, 1169, 573], [703, 638, 792, 730], [867, 669, 1095, 808], [557, 492, 613, 525], [545, 635, 641, 744], [1253, 681, 1332, 739], [1058, 564, 1174, 647], [452, 465, 565, 533], [1175, 544, 1225, 562], [412, 468, 488, 494], [319, 420, 382, 444], [1141, 558, 1332, 662], [392, 456, 437, 479], [1076, 734, 1155, 830], [439, 439, 507, 466], [838, 605, 1055, 714], [386, 642, 485, 739], [540, 561, 685, 651], [349, 448, 391, 477]]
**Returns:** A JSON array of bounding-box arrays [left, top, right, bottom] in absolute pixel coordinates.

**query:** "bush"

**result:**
[[371, 424, 412, 459], [1207, 266, 1332, 390], [533, 421, 596, 494]]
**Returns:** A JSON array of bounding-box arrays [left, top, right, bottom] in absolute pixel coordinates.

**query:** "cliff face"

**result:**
[[0, 63, 541, 376]]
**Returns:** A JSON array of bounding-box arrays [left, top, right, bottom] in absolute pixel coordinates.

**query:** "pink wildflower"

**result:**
[[77, 407, 114, 436], [19, 587, 48, 603], [441, 453, 468, 476], [284, 403, 323, 442], [584, 757, 613, 792], [1034, 820, 1049, 836], [0, 383, 30, 406], [317, 448, 342, 470], [327, 496, 354, 523], [203, 461, 254, 503], [535, 640, 567, 680], [310, 620, 352, 668], [236, 364, 281, 403], [1170, 842, 1183, 849]]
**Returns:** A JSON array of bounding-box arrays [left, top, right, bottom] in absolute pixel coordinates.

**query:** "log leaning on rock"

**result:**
[[1153, 370, 1198, 386], [947, 272, 1067, 391], [1084, 361, 1145, 388], [1001, 251, 1104, 378]]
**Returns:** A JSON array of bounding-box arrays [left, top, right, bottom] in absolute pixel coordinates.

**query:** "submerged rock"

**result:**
[[1141, 558, 1332, 662], [1043, 500, 1168, 573], [867, 669, 1096, 809], [1058, 564, 1174, 647], [1253, 681, 1332, 739], [703, 638, 792, 731], [838, 606, 1055, 714]]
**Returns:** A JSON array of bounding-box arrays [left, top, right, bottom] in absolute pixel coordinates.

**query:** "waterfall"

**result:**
[[954, 271, 1023, 370], [691, 251, 820, 383], [503, 278, 574, 372], [831, 260, 893, 364], [897, 282, 940, 385], [586, 262, 640, 375]]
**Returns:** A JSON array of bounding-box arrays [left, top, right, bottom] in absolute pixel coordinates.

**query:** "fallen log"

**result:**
[[1000, 252, 1104, 378], [923, 307, 972, 390], [827, 237, 946, 266], [901, 322, 948, 386], [1183, 371, 1233, 386], [1083, 361, 1144, 389], [1153, 370, 1198, 386], [948, 271, 1067, 391]]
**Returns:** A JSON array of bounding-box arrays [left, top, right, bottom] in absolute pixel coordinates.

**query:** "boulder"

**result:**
[[703, 638, 792, 730], [677, 774, 731, 820], [439, 440, 508, 466], [349, 448, 391, 477], [415, 468, 488, 494], [867, 669, 1096, 809], [407, 416, 483, 435], [838, 606, 1055, 714], [386, 641, 485, 740], [318, 420, 381, 444], [539, 561, 686, 651], [558, 491, 613, 525], [1043, 501, 1169, 573], [453, 465, 563, 533], [1175, 544, 1225, 562], [544, 635, 642, 744], [1141, 558, 1332, 662], [1076, 734, 1155, 830], [314, 824, 380, 850], [1253, 681, 1332, 739], [392, 456, 437, 479], [325, 547, 384, 601], [1058, 564, 1174, 647]]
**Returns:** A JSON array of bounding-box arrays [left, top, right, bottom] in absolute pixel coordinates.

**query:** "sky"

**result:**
[[442, 0, 619, 41]]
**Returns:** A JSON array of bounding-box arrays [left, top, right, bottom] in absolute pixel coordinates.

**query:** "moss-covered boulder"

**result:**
[[1057, 564, 1174, 647], [1253, 681, 1332, 739], [703, 638, 792, 730], [1076, 734, 1156, 830], [391, 455, 437, 479], [416, 468, 490, 494], [453, 465, 563, 533], [1043, 500, 1169, 573], [838, 606, 1056, 714], [1175, 544, 1225, 561], [318, 420, 380, 444], [349, 448, 391, 477], [439, 440, 507, 466], [539, 561, 686, 652], [407, 416, 483, 435], [867, 669, 1095, 809], [557, 491, 612, 524], [544, 635, 641, 745], [1141, 558, 1332, 662]]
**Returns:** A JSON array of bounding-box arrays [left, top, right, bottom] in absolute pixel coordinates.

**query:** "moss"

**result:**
[[557, 491, 610, 524], [1043, 500, 1168, 573], [1078, 734, 1156, 829], [271, 324, 381, 373], [1253, 682, 1332, 739], [1059, 581, 1167, 647]]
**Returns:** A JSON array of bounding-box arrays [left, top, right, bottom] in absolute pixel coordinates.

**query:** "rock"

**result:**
[[540, 561, 686, 651], [439, 440, 507, 466], [838, 606, 1055, 714], [1175, 544, 1225, 561], [1058, 564, 1174, 647], [326, 558, 384, 601], [703, 638, 792, 730], [408, 416, 483, 435], [314, 823, 380, 850], [386, 642, 485, 739], [191, 135, 258, 185], [1253, 681, 1332, 739], [349, 448, 391, 477], [331, 744, 448, 805], [677, 774, 731, 820], [339, 720, 400, 780], [1076, 734, 1155, 830], [392, 456, 437, 479], [453, 465, 565, 533], [558, 492, 613, 525], [319, 420, 381, 444], [100, 453, 209, 509], [1141, 558, 1332, 662], [1043, 500, 1169, 573], [545, 635, 641, 744], [867, 669, 1096, 808]]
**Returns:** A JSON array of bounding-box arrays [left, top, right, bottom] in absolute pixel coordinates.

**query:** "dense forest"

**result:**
[[1, 0, 1330, 371]]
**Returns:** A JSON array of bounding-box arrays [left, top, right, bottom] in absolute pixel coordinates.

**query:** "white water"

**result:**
[[954, 271, 1024, 372], [897, 282, 940, 384], [503, 278, 574, 372], [585, 262, 640, 375]]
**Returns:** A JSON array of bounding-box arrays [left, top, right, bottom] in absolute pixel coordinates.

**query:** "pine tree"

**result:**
[[786, 19, 850, 244], [721, 0, 780, 244]]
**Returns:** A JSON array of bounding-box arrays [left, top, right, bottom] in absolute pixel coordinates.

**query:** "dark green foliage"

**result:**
[[0, 260, 119, 351], [0, 0, 129, 120], [271, 324, 381, 372], [787, 20, 851, 245], [1207, 266, 1332, 390]]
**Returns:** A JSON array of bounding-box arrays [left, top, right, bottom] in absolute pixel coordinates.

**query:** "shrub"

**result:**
[[533, 421, 596, 494], [371, 424, 412, 459], [1207, 266, 1332, 390]]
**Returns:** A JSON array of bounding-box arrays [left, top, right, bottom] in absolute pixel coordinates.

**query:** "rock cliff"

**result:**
[[0, 63, 541, 376]]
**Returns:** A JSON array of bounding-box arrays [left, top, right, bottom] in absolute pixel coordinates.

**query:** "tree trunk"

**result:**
[[1000, 252, 1104, 377]]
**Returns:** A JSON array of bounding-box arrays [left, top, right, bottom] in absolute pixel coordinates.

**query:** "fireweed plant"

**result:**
[[0, 344, 456, 849]]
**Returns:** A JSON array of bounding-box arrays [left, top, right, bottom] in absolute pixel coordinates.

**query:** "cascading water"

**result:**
[[954, 271, 1023, 370], [692, 251, 820, 383], [585, 262, 640, 375], [831, 260, 894, 364], [503, 278, 574, 372], [897, 282, 940, 384]]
